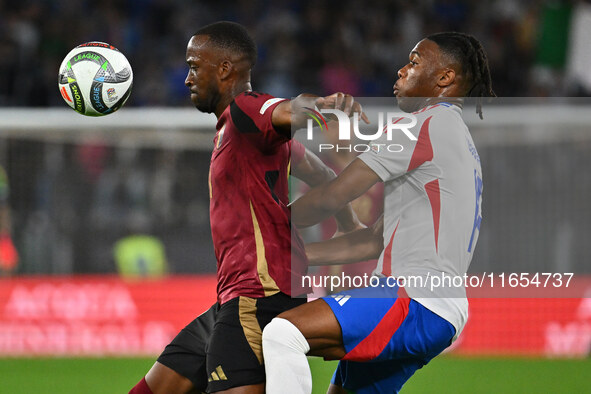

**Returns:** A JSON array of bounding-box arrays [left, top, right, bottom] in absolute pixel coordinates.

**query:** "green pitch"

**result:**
[[0, 356, 589, 393], [308, 356, 591, 393]]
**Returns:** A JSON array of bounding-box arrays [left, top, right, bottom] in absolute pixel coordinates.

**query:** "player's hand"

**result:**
[[315, 92, 370, 124]]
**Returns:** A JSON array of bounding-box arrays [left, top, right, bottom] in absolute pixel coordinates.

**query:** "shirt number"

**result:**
[[468, 170, 483, 253]]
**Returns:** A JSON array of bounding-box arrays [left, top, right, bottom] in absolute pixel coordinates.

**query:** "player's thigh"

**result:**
[[375, 300, 455, 362], [152, 302, 218, 393], [213, 383, 264, 394], [327, 298, 456, 393], [321, 280, 429, 362], [277, 298, 346, 359], [331, 359, 425, 394], [207, 293, 305, 393], [281, 282, 403, 360], [326, 383, 350, 394], [145, 361, 200, 394]]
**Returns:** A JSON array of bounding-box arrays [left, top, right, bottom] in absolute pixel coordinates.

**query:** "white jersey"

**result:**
[[359, 102, 482, 339]]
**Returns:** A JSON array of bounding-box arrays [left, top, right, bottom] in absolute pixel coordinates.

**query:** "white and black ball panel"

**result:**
[[58, 42, 133, 116]]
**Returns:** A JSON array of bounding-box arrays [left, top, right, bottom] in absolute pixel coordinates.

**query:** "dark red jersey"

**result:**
[[209, 92, 308, 304]]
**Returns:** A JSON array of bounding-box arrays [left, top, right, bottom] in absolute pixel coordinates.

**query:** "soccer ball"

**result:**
[[58, 42, 133, 116]]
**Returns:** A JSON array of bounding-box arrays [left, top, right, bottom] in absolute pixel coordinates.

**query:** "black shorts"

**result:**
[[157, 292, 305, 393]]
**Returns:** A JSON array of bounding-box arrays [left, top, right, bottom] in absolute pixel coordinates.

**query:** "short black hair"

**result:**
[[427, 32, 495, 119], [194, 21, 257, 67]]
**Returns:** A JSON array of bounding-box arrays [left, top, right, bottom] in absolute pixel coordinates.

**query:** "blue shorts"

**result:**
[[322, 279, 455, 393]]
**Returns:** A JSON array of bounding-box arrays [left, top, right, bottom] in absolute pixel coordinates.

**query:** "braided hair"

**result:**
[[427, 32, 495, 119]]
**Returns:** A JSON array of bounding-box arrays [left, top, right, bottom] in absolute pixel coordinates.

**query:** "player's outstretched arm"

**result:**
[[271, 92, 368, 136], [291, 147, 363, 233], [291, 158, 381, 228], [306, 215, 383, 266], [291, 145, 337, 188]]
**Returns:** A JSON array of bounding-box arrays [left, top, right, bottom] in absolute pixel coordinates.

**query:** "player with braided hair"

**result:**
[[426, 32, 496, 118], [263, 33, 493, 393]]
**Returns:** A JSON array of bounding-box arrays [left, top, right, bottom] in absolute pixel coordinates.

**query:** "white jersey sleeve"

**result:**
[[359, 110, 440, 182]]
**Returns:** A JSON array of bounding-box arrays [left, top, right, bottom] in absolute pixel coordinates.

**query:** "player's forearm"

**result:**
[[293, 159, 337, 188], [291, 184, 346, 228], [299, 164, 362, 232], [292, 159, 380, 228], [292, 149, 362, 231], [333, 204, 362, 233], [306, 227, 382, 266], [295, 164, 361, 231], [272, 94, 319, 133]]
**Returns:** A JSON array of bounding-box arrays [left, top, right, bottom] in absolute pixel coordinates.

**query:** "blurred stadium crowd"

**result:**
[[1, 0, 590, 108], [5, 141, 215, 274]]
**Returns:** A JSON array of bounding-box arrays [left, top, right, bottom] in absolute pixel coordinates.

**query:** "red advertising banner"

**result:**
[[453, 276, 591, 357], [0, 275, 589, 357], [452, 297, 591, 357], [0, 276, 217, 356]]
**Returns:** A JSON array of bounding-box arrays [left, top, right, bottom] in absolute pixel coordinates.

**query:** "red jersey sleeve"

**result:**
[[230, 92, 289, 151]]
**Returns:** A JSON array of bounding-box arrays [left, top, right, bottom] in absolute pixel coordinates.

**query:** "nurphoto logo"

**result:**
[[304, 108, 418, 153]]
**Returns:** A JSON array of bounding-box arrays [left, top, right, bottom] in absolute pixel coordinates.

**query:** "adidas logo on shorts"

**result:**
[[208, 365, 228, 382], [332, 295, 350, 306]]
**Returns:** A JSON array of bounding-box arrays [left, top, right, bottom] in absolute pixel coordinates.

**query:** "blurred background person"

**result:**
[[113, 213, 168, 278], [0, 165, 19, 275]]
